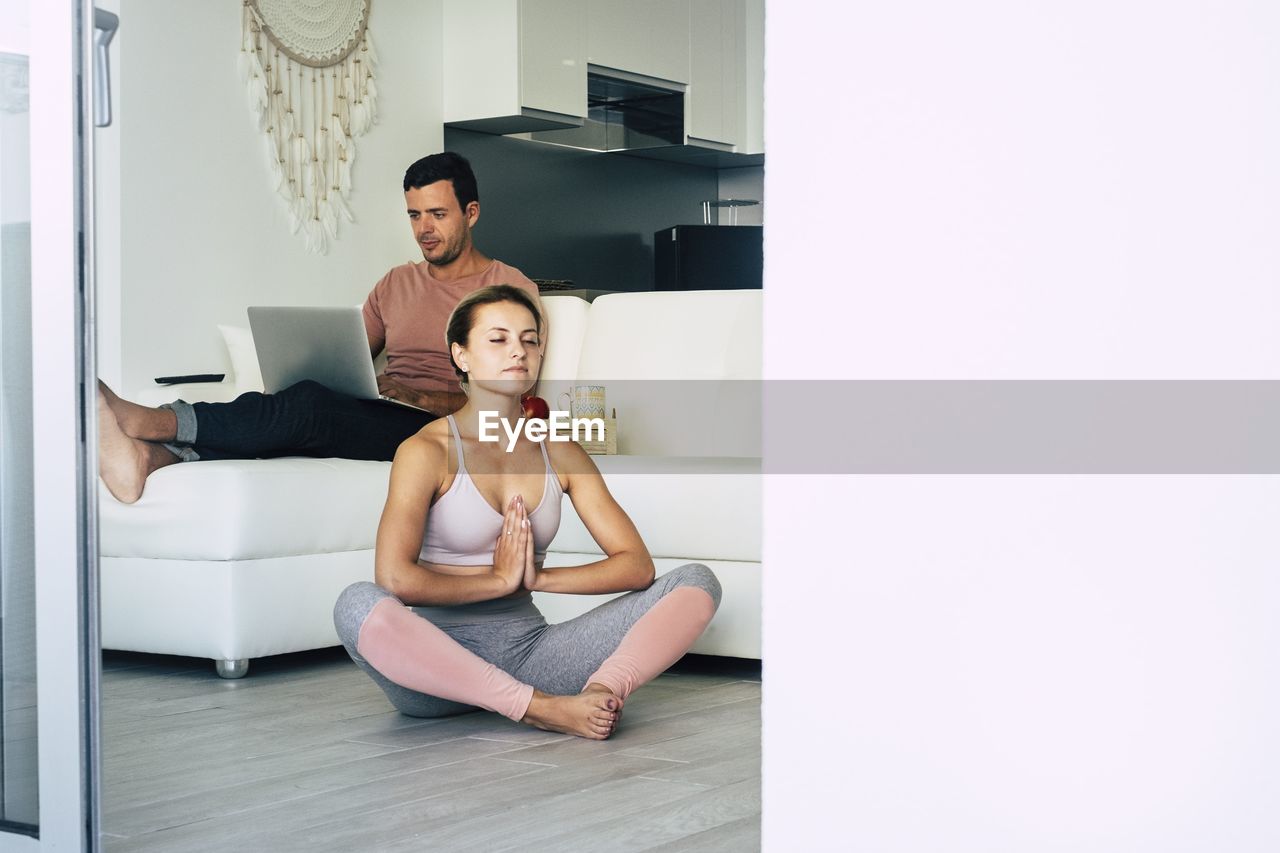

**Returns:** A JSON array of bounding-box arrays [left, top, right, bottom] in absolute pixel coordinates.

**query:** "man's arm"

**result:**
[[367, 332, 384, 361], [376, 375, 467, 416], [363, 283, 388, 359], [366, 285, 463, 415]]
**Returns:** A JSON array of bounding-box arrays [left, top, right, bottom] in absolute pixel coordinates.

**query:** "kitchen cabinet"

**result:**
[[587, 0, 692, 84], [442, 0, 586, 134], [737, 0, 764, 155], [589, 0, 762, 158], [687, 0, 738, 149], [445, 0, 764, 160], [682, 0, 763, 157]]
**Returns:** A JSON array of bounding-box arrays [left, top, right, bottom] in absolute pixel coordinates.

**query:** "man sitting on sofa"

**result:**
[[97, 151, 541, 504]]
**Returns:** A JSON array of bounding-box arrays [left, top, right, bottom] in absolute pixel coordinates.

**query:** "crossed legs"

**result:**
[[333, 564, 722, 740], [357, 597, 623, 739]]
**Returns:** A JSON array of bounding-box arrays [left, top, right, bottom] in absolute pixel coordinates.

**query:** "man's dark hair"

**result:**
[[402, 151, 479, 212]]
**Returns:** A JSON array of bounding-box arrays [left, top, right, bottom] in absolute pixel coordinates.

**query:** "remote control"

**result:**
[[153, 373, 226, 385]]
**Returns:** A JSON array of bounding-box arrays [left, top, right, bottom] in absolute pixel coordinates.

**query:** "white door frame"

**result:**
[[4, 0, 103, 849]]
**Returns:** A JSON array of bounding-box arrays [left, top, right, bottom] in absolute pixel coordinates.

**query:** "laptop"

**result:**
[[246, 306, 429, 412]]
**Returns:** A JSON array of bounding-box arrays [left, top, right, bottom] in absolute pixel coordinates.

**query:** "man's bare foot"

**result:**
[[522, 688, 622, 740], [97, 390, 177, 504], [98, 379, 178, 442]]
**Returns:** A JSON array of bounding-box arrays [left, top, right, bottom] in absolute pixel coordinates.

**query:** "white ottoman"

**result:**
[[99, 457, 390, 677]]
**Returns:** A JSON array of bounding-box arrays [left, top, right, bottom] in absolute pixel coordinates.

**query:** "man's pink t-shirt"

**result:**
[[362, 259, 539, 394]]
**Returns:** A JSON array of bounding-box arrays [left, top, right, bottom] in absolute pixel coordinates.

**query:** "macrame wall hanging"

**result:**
[[238, 0, 378, 254]]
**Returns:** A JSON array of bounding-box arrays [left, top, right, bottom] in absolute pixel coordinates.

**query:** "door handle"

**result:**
[[93, 7, 118, 127]]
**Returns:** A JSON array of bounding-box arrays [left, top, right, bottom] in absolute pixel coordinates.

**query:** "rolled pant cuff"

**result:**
[[162, 443, 200, 462], [159, 399, 198, 445]]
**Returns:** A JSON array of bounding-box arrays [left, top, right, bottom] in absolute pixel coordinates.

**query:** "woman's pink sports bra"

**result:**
[[418, 414, 563, 566]]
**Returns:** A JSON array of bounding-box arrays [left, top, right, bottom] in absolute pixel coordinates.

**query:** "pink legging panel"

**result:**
[[344, 563, 721, 721]]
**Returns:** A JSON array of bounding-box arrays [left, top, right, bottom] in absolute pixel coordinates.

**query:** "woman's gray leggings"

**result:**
[[333, 563, 721, 718]]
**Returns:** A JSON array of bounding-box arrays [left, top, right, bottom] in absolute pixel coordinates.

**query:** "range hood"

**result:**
[[527, 70, 685, 152], [529, 68, 760, 167], [450, 67, 762, 168]]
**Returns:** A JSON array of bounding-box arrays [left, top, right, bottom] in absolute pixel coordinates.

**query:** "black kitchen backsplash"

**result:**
[[445, 128, 719, 293]]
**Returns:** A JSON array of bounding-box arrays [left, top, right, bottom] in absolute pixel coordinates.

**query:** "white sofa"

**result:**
[[99, 290, 762, 677]]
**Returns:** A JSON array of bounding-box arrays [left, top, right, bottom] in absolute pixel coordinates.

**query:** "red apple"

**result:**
[[521, 394, 550, 420]]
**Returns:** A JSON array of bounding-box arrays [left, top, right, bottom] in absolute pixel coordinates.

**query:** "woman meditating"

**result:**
[[333, 285, 720, 739]]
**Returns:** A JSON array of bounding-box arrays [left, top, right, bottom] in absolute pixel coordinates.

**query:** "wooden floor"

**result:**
[[100, 649, 761, 852]]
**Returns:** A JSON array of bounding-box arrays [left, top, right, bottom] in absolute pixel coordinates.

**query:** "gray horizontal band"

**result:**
[[763, 381, 1280, 474]]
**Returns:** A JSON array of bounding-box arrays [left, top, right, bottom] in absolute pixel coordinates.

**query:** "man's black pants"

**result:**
[[188, 380, 435, 462]]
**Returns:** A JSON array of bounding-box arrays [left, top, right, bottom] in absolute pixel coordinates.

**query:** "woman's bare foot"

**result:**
[[582, 682, 624, 712], [522, 687, 623, 740], [98, 379, 178, 442], [97, 390, 177, 504]]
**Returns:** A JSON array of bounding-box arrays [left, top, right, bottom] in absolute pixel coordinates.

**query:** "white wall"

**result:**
[[116, 0, 443, 392], [765, 2, 1280, 850]]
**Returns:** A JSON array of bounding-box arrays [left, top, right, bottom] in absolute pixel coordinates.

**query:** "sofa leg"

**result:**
[[215, 658, 250, 679]]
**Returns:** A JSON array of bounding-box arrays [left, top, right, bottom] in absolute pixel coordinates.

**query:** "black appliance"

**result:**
[[653, 225, 762, 291]]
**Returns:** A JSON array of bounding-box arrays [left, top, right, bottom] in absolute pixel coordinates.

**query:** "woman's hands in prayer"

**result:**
[[522, 509, 539, 591], [492, 495, 530, 595], [492, 494, 540, 595]]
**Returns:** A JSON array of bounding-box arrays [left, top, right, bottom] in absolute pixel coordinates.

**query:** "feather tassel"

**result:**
[[242, 5, 371, 253], [331, 190, 355, 224], [319, 199, 338, 241], [289, 133, 310, 167], [305, 218, 325, 254], [264, 136, 282, 185], [337, 157, 352, 195], [247, 82, 268, 129], [315, 130, 328, 169], [327, 115, 345, 166], [363, 80, 376, 126], [288, 198, 307, 235]]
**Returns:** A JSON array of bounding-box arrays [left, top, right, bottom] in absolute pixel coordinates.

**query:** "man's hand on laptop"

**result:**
[[377, 374, 422, 406], [376, 374, 467, 417]]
